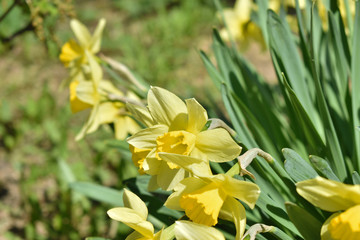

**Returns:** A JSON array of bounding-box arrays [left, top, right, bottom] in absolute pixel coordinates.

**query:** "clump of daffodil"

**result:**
[[126, 87, 242, 190], [107, 189, 174, 240], [160, 153, 260, 240], [71, 53, 140, 140], [296, 177, 360, 240]]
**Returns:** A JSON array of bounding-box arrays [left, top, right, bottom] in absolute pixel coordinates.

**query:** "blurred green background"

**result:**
[[0, 0, 227, 239]]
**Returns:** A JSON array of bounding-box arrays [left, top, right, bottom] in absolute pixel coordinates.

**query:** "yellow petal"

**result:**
[[156, 162, 186, 191], [174, 220, 225, 240], [75, 104, 100, 140], [147, 87, 187, 127], [185, 98, 208, 134], [195, 128, 241, 162], [142, 154, 161, 175], [148, 175, 159, 192], [89, 18, 106, 54], [70, 19, 92, 48], [59, 39, 83, 66], [221, 197, 246, 240], [215, 175, 260, 209], [98, 79, 123, 95], [87, 52, 102, 86], [328, 204, 360, 240], [74, 80, 98, 105], [96, 102, 120, 124], [234, 0, 252, 18], [107, 207, 154, 238], [114, 116, 141, 140], [180, 182, 227, 226], [123, 189, 148, 220], [127, 102, 155, 127], [158, 153, 212, 177], [296, 177, 360, 211], [127, 125, 168, 149], [165, 177, 207, 211], [69, 80, 92, 113], [125, 231, 146, 240]]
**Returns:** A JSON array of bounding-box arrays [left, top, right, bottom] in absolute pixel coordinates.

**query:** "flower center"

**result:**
[[156, 131, 196, 169], [179, 182, 227, 226], [328, 204, 360, 240]]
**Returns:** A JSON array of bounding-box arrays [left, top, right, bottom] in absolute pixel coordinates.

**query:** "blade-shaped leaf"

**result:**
[[70, 182, 123, 206], [285, 202, 322, 240], [283, 148, 318, 182], [309, 155, 340, 181]]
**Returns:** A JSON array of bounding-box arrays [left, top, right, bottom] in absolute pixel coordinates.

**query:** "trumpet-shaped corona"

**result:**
[[328, 205, 360, 240], [296, 177, 360, 240], [156, 131, 196, 169], [180, 182, 227, 226]]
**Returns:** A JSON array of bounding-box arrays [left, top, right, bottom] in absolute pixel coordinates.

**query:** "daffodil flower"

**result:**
[[59, 18, 106, 67], [296, 177, 360, 240], [160, 152, 260, 240], [174, 220, 225, 240], [71, 54, 140, 140], [220, 0, 253, 42], [126, 87, 242, 190], [107, 189, 174, 240]]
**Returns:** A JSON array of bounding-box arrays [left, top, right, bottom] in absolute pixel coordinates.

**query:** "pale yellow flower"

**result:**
[[59, 18, 106, 67], [220, 0, 253, 42], [160, 153, 259, 239], [71, 54, 140, 140], [296, 177, 360, 240], [174, 220, 225, 240], [165, 173, 259, 240], [107, 189, 173, 240], [127, 87, 242, 190]]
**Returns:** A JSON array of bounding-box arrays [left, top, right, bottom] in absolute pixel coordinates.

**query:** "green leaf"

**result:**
[[309, 5, 347, 180], [283, 148, 318, 182], [267, 10, 318, 130], [281, 74, 325, 152], [86, 238, 111, 240], [256, 192, 300, 237], [199, 50, 223, 89], [351, 1, 360, 169], [106, 139, 132, 160], [352, 171, 360, 185], [309, 155, 340, 181], [70, 182, 123, 206], [285, 202, 322, 240], [57, 158, 76, 184]]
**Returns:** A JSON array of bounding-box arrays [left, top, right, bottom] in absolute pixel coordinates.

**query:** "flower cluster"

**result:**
[[104, 86, 261, 239], [59, 19, 140, 140]]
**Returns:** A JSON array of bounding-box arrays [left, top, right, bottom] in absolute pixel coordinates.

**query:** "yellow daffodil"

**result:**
[[107, 189, 174, 240], [160, 153, 259, 240], [59, 18, 106, 67], [71, 54, 140, 140], [296, 176, 360, 240], [174, 220, 225, 240], [220, 0, 254, 41], [126, 87, 242, 190]]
